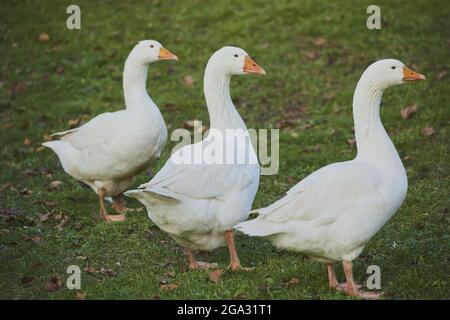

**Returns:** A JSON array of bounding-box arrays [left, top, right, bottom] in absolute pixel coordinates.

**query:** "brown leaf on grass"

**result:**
[[75, 291, 86, 300], [400, 103, 418, 119], [21, 167, 52, 178], [421, 127, 435, 137], [403, 155, 411, 161], [183, 75, 194, 86], [21, 276, 35, 286], [38, 33, 50, 42], [287, 176, 296, 184], [76, 256, 87, 261], [55, 67, 64, 76], [160, 284, 178, 291], [314, 37, 327, 47], [284, 277, 300, 288], [163, 103, 178, 111], [436, 71, 447, 81], [183, 119, 208, 133], [234, 292, 248, 299], [346, 138, 356, 146], [38, 212, 51, 223], [0, 183, 11, 193], [43, 201, 57, 208], [22, 235, 41, 244], [275, 119, 296, 129], [209, 269, 224, 283], [19, 188, 33, 196], [23, 137, 32, 145], [305, 51, 320, 60], [323, 91, 336, 100], [44, 275, 61, 292], [100, 267, 117, 277], [31, 236, 41, 244], [84, 266, 96, 273], [48, 180, 63, 191], [56, 214, 69, 231], [68, 118, 81, 128], [10, 82, 26, 95]]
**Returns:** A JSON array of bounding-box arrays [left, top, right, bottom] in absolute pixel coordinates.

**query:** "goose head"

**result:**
[[130, 40, 178, 65], [207, 46, 266, 76], [362, 59, 425, 89]]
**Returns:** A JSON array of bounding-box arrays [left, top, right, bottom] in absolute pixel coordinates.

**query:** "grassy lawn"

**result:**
[[0, 0, 449, 300]]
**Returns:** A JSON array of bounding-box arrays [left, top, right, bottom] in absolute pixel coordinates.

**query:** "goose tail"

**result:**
[[42, 141, 80, 175]]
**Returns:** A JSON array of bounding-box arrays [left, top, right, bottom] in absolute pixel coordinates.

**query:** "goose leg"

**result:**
[[112, 193, 143, 213], [327, 264, 339, 289], [338, 260, 382, 299], [112, 193, 126, 214], [98, 188, 126, 222], [225, 230, 242, 271], [186, 248, 218, 270]]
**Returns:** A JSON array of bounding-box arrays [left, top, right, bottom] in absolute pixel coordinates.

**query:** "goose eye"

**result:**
[[234, 54, 238, 58], [150, 45, 154, 48], [391, 66, 396, 70]]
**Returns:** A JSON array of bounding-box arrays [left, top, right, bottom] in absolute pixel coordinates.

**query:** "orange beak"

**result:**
[[243, 55, 266, 75], [159, 47, 178, 61], [403, 66, 425, 81]]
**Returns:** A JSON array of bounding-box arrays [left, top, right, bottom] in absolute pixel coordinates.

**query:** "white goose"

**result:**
[[43, 40, 177, 222], [126, 46, 266, 270], [236, 59, 425, 298]]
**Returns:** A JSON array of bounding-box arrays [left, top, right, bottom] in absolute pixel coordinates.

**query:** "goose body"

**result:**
[[236, 59, 425, 297], [43, 40, 177, 221], [126, 46, 266, 269]]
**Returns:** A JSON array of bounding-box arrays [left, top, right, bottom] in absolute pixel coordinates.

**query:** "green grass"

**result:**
[[0, 0, 449, 300]]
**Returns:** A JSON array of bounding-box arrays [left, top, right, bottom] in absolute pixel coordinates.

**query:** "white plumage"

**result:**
[[43, 40, 177, 222], [126, 46, 266, 270], [236, 59, 425, 298]]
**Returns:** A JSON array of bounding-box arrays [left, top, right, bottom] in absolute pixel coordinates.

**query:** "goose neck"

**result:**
[[352, 79, 399, 163], [204, 66, 246, 132], [123, 57, 152, 111]]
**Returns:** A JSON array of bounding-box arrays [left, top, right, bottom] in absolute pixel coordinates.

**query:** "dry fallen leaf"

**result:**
[[38, 212, 51, 223], [75, 291, 86, 300], [287, 176, 296, 184], [183, 119, 208, 133], [31, 236, 41, 244], [346, 138, 356, 146], [48, 180, 63, 191], [163, 103, 177, 111], [305, 51, 320, 60], [209, 269, 224, 283], [21, 276, 35, 286], [100, 267, 117, 277], [10, 82, 26, 95], [38, 32, 50, 42], [314, 37, 327, 46], [23, 138, 32, 145], [160, 284, 178, 291], [68, 118, 81, 128], [44, 275, 61, 292], [0, 183, 11, 193], [183, 75, 194, 86], [55, 67, 64, 76], [285, 277, 301, 288], [84, 266, 96, 273], [400, 103, 418, 119], [436, 71, 447, 81], [421, 127, 435, 137], [56, 214, 69, 231]]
